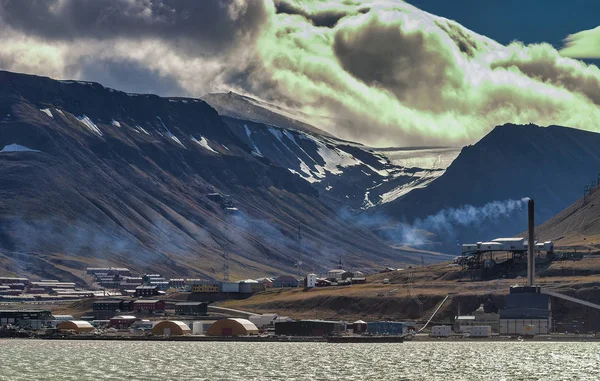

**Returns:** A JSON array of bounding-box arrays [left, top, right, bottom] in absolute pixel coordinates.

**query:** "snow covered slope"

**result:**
[[221, 115, 459, 210]]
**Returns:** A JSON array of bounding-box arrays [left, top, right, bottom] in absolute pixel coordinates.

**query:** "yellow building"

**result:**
[[191, 282, 220, 293], [152, 321, 192, 336], [206, 318, 259, 336], [56, 320, 95, 334]]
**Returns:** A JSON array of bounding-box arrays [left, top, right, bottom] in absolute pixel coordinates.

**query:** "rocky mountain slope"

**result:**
[[0, 70, 443, 281], [374, 124, 600, 251], [534, 183, 600, 248], [204, 92, 459, 211]]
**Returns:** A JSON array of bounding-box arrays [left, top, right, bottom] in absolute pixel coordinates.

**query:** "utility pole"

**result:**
[[223, 247, 230, 282]]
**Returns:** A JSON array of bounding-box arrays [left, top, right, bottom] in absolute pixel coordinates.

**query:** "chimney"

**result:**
[[527, 199, 535, 287]]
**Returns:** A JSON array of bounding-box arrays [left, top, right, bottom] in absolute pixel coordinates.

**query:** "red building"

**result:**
[[132, 300, 165, 312]]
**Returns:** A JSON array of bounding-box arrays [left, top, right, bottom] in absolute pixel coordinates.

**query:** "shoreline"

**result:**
[[2, 334, 599, 343]]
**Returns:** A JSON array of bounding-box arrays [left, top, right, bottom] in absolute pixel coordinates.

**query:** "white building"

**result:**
[[431, 325, 452, 337], [327, 269, 345, 281], [469, 326, 492, 337], [306, 274, 317, 288]]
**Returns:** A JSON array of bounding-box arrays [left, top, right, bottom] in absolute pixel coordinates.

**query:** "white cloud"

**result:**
[[560, 26, 600, 59]]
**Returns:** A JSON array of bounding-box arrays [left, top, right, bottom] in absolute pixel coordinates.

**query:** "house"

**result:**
[[256, 278, 274, 289], [134, 285, 159, 298], [175, 302, 208, 315], [109, 315, 139, 329], [273, 275, 299, 288], [132, 300, 166, 312], [351, 277, 367, 284], [341, 271, 354, 280]]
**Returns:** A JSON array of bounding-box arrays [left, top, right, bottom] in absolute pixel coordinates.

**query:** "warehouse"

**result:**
[[0, 310, 52, 326], [367, 321, 411, 335], [207, 318, 259, 336], [499, 286, 551, 335], [275, 320, 345, 336], [152, 321, 191, 336], [273, 275, 299, 288], [175, 302, 208, 315], [56, 320, 95, 334]]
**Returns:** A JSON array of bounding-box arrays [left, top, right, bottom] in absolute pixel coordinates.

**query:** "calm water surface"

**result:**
[[1, 340, 600, 380]]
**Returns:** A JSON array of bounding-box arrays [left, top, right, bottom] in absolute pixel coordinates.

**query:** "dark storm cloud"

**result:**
[[273, 0, 361, 28], [332, 11, 464, 113], [0, 0, 269, 55]]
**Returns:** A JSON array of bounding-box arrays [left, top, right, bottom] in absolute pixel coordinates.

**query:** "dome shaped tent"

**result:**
[[151, 321, 191, 336], [206, 318, 259, 336]]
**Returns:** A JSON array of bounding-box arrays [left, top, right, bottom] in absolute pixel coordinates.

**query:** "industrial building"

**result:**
[[151, 321, 191, 336], [56, 321, 95, 334], [274, 320, 345, 336], [455, 304, 500, 333], [0, 309, 52, 327], [207, 318, 259, 336], [175, 302, 208, 316], [367, 321, 413, 335], [499, 286, 551, 335]]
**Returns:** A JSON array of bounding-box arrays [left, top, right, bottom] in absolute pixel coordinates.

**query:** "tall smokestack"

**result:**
[[527, 199, 535, 287]]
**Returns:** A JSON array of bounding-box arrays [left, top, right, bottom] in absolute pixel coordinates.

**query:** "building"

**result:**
[[221, 282, 240, 293], [273, 275, 299, 288], [93, 300, 125, 311], [191, 281, 221, 293], [327, 269, 345, 281], [0, 277, 30, 285], [134, 285, 159, 298], [175, 302, 208, 316], [248, 314, 292, 328], [256, 278, 274, 289], [152, 321, 191, 336], [109, 315, 139, 329], [367, 321, 411, 335], [431, 326, 452, 337], [499, 286, 551, 335], [56, 320, 95, 333], [275, 320, 345, 336], [455, 304, 500, 333], [352, 320, 368, 333], [206, 318, 259, 336], [239, 280, 264, 293], [306, 274, 317, 288], [316, 279, 331, 287], [469, 326, 492, 337], [0, 310, 52, 328], [132, 300, 166, 312]]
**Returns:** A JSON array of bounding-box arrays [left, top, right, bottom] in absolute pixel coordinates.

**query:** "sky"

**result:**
[[0, 0, 599, 147]]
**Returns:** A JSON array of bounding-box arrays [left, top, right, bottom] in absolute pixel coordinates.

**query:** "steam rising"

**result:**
[[348, 197, 530, 247]]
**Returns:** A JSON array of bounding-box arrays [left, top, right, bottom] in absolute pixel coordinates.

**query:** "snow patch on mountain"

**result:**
[[40, 108, 53, 118], [191, 136, 218, 153], [77, 115, 102, 136], [156, 116, 185, 148], [111, 119, 121, 128]]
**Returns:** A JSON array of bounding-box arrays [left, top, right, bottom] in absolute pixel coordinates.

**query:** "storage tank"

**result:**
[[221, 282, 240, 293], [192, 321, 203, 335]]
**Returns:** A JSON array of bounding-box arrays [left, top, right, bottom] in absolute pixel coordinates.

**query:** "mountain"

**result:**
[[0, 70, 444, 282], [204, 92, 459, 211], [374, 124, 600, 251], [535, 184, 600, 248]]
